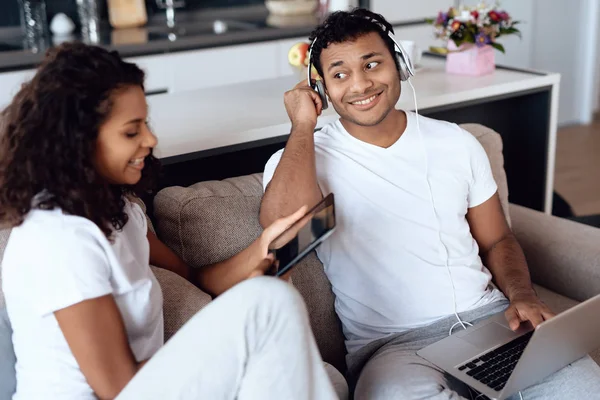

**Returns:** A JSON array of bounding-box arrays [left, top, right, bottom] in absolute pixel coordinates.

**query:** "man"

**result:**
[[259, 8, 600, 400]]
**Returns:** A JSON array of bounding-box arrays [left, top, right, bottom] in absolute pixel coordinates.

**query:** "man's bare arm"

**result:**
[[468, 195, 534, 300], [260, 82, 324, 227], [468, 193, 554, 330], [260, 125, 322, 227]]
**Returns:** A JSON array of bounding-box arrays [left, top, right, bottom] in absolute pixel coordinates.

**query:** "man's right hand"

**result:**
[[284, 81, 324, 131]]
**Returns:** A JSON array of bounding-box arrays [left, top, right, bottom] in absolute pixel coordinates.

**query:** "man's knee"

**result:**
[[354, 355, 470, 400], [355, 367, 448, 400], [354, 378, 415, 400], [355, 378, 460, 400], [520, 356, 600, 399], [550, 356, 600, 389]]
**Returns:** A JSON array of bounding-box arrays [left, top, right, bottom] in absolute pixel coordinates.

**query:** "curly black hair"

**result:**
[[308, 8, 400, 81], [0, 42, 160, 239]]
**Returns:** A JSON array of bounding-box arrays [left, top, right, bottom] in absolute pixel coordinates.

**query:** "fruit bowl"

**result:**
[[288, 41, 322, 82], [288, 41, 310, 68]]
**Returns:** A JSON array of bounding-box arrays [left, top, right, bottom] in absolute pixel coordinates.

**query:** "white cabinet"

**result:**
[[126, 54, 171, 95], [370, 0, 451, 24], [168, 42, 280, 93], [0, 69, 36, 110], [0, 55, 170, 110]]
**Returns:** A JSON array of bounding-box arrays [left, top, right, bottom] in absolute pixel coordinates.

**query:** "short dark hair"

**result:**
[[0, 42, 160, 239], [308, 8, 400, 80]]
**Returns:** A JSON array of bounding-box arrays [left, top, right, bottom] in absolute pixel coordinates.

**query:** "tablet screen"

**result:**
[[268, 193, 336, 276]]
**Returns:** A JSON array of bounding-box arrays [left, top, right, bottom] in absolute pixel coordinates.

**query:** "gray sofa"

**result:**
[[150, 123, 600, 374], [1, 124, 599, 399]]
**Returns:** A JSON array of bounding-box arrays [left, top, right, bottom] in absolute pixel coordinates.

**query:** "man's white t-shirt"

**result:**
[[263, 112, 505, 353], [2, 198, 164, 400]]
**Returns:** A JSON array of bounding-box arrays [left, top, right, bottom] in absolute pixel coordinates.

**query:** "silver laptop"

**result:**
[[417, 294, 600, 400]]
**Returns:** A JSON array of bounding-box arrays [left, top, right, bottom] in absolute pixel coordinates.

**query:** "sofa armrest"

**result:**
[[509, 204, 600, 302], [150, 267, 212, 341]]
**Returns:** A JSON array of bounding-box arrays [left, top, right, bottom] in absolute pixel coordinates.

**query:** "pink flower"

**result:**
[[488, 10, 501, 22], [499, 12, 510, 21]]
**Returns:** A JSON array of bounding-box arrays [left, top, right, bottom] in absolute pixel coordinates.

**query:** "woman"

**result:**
[[0, 42, 336, 400]]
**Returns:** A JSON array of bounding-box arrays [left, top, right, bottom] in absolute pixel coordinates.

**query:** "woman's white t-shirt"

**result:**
[[2, 198, 164, 400]]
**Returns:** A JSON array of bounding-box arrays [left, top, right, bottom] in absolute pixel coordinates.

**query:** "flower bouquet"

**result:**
[[427, 2, 521, 76]]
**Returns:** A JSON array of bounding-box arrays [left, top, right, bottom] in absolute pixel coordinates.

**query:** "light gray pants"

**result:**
[[117, 277, 345, 400], [349, 300, 600, 400]]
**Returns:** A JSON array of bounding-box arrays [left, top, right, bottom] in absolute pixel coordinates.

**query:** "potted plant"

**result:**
[[427, 2, 521, 76]]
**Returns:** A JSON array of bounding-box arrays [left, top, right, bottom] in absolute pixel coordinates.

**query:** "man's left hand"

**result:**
[[505, 293, 555, 331]]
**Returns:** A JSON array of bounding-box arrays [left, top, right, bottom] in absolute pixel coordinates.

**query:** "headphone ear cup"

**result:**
[[314, 79, 329, 110], [396, 52, 410, 82]]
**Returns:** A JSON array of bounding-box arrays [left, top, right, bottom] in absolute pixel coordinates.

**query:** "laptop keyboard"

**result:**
[[457, 331, 534, 392]]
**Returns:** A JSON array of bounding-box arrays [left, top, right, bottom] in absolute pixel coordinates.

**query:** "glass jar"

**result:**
[[76, 0, 100, 44], [18, 0, 49, 53]]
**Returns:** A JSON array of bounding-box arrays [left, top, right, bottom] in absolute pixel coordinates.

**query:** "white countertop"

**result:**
[[148, 56, 560, 160]]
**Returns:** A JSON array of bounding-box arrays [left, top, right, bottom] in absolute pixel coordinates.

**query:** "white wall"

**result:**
[[531, 0, 599, 125], [530, 0, 580, 125], [370, 0, 450, 23], [577, 0, 600, 123], [462, 0, 599, 125]]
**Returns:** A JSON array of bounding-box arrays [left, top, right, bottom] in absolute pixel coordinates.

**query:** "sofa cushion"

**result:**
[[0, 307, 16, 400], [0, 228, 10, 309], [0, 228, 14, 399], [460, 124, 510, 225], [150, 266, 212, 341], [154, 174, 348, 372], [154, 174, 265, 267]]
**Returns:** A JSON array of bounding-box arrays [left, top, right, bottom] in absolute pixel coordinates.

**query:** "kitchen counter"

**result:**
[[149, 55, 560, 214]]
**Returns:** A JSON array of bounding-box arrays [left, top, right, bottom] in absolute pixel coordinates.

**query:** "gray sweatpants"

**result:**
[[117, 277, 345, 400], [348, 299, 600, 400]]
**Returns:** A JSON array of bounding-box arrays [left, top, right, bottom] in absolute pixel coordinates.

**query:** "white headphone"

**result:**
[[306, 18, 416, 110]]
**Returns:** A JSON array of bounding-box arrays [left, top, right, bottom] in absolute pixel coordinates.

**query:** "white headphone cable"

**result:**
[[407, 78, 473, 336]]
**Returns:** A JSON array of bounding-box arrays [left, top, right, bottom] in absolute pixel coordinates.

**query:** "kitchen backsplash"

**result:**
[[0, 0, 265, 28]]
